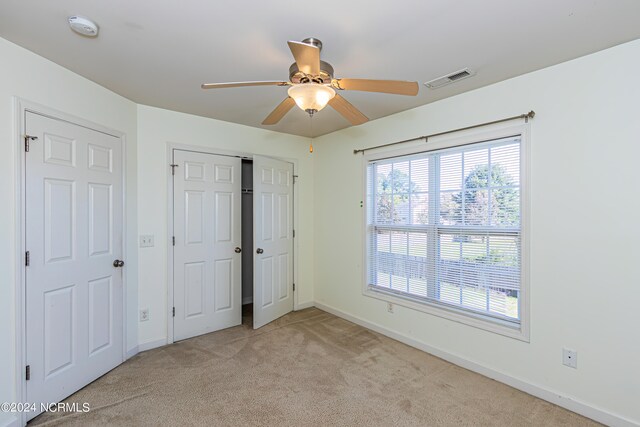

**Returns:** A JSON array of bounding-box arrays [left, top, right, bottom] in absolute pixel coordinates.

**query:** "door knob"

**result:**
[[256, 248, 264, 254], [113, 259, 125, 267], [235, 247, 242, 253]]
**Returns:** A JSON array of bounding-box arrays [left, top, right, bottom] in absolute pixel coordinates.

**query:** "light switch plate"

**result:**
[[140, 235, 154, 248]]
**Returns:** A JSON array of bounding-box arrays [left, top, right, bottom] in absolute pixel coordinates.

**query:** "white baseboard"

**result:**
[[138, 338, 167, 352], [0, 414, 19, 427], [314, 302, 638, 427], [295, 301, 314, 310], [126, 345, 139, 359], [242, 296, 253, 305]]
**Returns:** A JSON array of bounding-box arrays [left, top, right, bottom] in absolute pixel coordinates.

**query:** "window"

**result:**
[[365, 133, 526, 336]]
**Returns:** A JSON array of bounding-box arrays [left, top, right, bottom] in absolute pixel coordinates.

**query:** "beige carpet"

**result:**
[[30, 307, 599, 426]]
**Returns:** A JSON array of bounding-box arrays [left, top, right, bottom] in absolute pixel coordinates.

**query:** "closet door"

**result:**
[[173, 150, 242, 340], [253, 155, 294, 329], [25, 112, 124, 420]]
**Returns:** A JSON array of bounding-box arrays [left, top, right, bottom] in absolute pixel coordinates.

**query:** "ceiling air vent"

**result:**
[[424, 68, 475, 89]]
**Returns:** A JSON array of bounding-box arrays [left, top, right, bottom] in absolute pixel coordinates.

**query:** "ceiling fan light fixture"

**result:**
[[287, 83, 335, 113]]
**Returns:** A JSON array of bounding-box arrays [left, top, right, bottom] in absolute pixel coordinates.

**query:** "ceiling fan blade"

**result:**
[[333, 78, 419, 96], [328, 94, 369, 125], [262, 97, 296, 125], [201, 81, 289, 89], [287, 41, 320, 76]]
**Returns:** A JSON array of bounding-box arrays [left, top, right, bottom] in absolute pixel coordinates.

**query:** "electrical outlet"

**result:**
[[139, 235, 154, 248], [387, 302, 394, 314], [140, 308, 150, 322], [562, 348, 577, 369]]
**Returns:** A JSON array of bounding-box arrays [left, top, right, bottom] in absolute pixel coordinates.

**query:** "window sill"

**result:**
[[363, 286, 529, 342]]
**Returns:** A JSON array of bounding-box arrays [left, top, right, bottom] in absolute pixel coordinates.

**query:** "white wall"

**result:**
[[313, 39, 640, 424], [0, 37, 138, 425], [136, 105, 313, 347]]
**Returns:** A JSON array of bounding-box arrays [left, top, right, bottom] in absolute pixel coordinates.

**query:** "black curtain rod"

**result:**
[[353, 111, 535, 155]]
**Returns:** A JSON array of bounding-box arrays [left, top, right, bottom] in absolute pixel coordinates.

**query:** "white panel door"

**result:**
[[173, 150, 242, 341], [253, 155, 294, 329], [25, 112, 123, 420]]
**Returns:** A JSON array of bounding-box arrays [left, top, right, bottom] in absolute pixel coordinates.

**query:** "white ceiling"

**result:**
[[1, 0, 639, 137]]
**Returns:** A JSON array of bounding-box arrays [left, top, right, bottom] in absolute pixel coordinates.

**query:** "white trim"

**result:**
[[125, 346, 139, 359], [361, 123, 530, 341], [13, 98, 26, 427], [291, 158, 301, 312], [138, 338, 168, 353], [14, 98, 129, 427], [0, 414, 20, 427], [166, 144, 175, 344], [293, 301, 314, 310], [165, 142, 301, 343], [314, 302, 638, 427]]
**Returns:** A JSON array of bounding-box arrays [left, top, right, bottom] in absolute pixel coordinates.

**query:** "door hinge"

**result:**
[[293, 174, 298, 184], [25, 251, 30, 267], [24, 135, 38, 152], [172, 236, 175, 246], [293, 283, 296, 291], [25, 365, 30, 381], [292, 229, 295, 238], [170, 164, 179, 175], [172, 307, 175, 317]]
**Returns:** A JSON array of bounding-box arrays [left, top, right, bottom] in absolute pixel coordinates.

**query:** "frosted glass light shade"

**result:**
[[287, 83, 336, 112]]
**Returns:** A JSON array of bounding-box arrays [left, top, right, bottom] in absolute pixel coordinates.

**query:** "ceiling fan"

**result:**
[[201, 38, 419, 126]]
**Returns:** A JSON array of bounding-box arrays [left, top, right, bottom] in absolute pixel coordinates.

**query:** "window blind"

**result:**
[[366, 136, 522, 324]]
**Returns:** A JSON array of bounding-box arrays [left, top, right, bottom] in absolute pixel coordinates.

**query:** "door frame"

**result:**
[[14, 98, 129, 427], [165, 142, 300, 344]]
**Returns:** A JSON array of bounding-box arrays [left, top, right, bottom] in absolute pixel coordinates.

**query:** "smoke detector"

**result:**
[[424, 68, 475, 89], [68, 16, 99, 37]]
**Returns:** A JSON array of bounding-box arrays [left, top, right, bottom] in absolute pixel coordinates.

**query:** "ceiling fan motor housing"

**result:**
[[289, 61, 334, 84]]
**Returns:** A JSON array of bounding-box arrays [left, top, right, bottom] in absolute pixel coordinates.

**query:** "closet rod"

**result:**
[[353, 110, 535, 155]]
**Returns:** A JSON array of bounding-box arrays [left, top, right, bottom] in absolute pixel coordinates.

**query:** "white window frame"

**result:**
[[362, 123, 530, 341]]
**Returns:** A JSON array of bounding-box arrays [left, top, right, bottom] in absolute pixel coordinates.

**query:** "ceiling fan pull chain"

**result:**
[[309, 114, 314, 153]]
